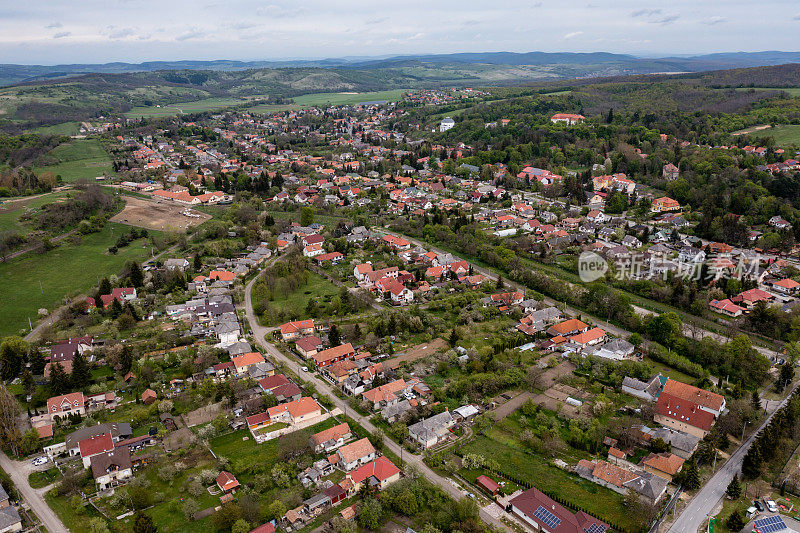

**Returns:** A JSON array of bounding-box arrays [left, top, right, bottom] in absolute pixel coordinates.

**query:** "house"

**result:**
[[90, 448, 133, 490], [547, 318, 589, 337], [639, 452, 685, 482], [381, 234, 411, 251], [79, 433, 115, 467], [381, 278, 414, 305], [635, 425, 700, 459], [570, 327, 606, 348], [509, 487, 608, 533], [408, 411, 455, 449], [0, 486, 21, 533], [65, 423, 132, 456], [258, 374, 290, 393], [273, 383, 303, 403], [267, 397, 323, 425], [771, 278, 800, 295], [654, 392, 716, 438], [709, 299, 744, 317], [551, 113, 585, 125], [361, 379, 407, 408], [233, 352, 266, 375], [345, 456, 401, 492], [662, 163, 680, 181], [731, 288, 774, 309], [295, 336, 324, 358], [46, 392, 85, 421], [217, 471, 240, 494], [280, 319, 316, 341], [575, 459, 667, 505], [678, 247, 705, 263], [586, 210, 605, 223], [334, 437, 376, 471], [652, 197, 680, 213], [661, 378, 725, 416], [310, 423, 352, 453], [440, 117, 455, 132], [303, 243, 325, 258], [312, 343, 355, 368], [621, 375, 664, 402], [141, 389, 157, 405], [164, 258, 190, 271], [589, 338, 635, 360]]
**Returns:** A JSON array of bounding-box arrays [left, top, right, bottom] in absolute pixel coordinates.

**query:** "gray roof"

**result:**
[[0, 505, 21, 530], [381, 399, 412, 421], [623, 471, 668, 500], [408, 411, 454, 442], [66, 423, 131, 450]]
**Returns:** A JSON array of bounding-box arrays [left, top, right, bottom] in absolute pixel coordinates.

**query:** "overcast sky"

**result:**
[[1, 0, 799, 64]]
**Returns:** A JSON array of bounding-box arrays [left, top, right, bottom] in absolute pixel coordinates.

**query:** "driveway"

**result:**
[[242, 275, 512, 532], [0, 451, 66, 532]]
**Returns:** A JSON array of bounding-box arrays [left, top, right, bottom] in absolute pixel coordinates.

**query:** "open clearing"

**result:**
[[33, 138, 115, 182], [291, 89, 410, 107], [765, 124, 800, 147], [124, 95, 272, 118], [0, 222, 156, 337], [388, 337, 448, 366], [735, 87, 800, 97], [110, 195, 211, 231], [0, 190, 72, 234]]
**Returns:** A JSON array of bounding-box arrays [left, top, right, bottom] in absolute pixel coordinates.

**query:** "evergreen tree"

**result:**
[[133, 512, 157, 533], [677, 460, 700, 490], [120, 346, 134, 374], [496, 275, 504, 290], [193, 254, 202, 271], [129, 262, 144, 288], [71, 351, 91, 389], [742, 445, 764, 479], [49, 363, 69, 395], [0, 337, 27, 381], [726, 475, 742, 499], [449, 328, 459, 348], [97, 277, 111, 299], [29, 350, 45, 375], [751, 390, 762, 411], [328, 324, 340, 347]]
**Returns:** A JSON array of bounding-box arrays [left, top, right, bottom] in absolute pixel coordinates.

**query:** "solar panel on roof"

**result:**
[[585, 524, 607, 533], [533, 506, 562, 529], [754, 516, 786, 533]]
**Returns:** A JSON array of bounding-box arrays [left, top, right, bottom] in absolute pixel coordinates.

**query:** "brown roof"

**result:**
[[90, 447, 132, 479], [641, 452, 685, 475], [591, 460, 638, 488], [336, 437, 375, 464], [312, 343, 354, 365], [311, 423, 351, 446], [661, 379, 724, 412]]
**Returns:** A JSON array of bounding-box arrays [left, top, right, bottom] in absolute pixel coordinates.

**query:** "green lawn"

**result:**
[[0, 223, 156, 337], [29, 121, 81, 136], [34, 139, 115, 182], [0, 191, 72, 234], [259, 271, 342, 326], [28, 467, 61, 488], [766, 124, 800, 147], [124, 96, 271, 118], [735, 87, 800, 97], [46, 490, 105, 533], [461, 436, 639, 532]]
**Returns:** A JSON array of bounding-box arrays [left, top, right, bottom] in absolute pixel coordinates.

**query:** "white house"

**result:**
[[440, 117, 455, 132]]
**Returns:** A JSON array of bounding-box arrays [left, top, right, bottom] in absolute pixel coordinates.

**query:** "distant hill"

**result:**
[[3, 50, 800, 87]]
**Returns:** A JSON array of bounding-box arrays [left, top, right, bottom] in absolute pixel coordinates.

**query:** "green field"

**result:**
[[0, 191, 72, 234], [735, 87, 800, 97], [259, 271, 342, 326], [124, 95, 271, 118], [0, 223, 155, 337], [766, 124, 800, 147], [29, 121, 81, 136], [461, 436, 638, 532], [291, 89, 410, 107], [34, 139, 115, 182]]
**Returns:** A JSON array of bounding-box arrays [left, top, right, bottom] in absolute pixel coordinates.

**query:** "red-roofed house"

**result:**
[[654, 392, 716, 438], [312, 343, 355, 368], [217, 471, 240, 494], [709, 299, 744, 317], [46, 392, 86, 421], [280, 319, 315, 341], [232, 352, 265, 375], [344, 456, 401, 493], [79, 433, 114, 467]]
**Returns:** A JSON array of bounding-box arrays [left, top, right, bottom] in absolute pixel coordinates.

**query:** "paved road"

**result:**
[[0, 451, 66, 532], [242, 275, 511, 532], [667, 383, 798, 533]]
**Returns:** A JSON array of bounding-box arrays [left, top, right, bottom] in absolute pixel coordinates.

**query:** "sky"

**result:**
[[1, 0, 799, 65]]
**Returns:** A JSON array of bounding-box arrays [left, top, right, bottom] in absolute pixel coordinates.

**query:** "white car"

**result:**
[[31, 456, 48, 466], [766, 500, 778, 513], [301, 366, 308, 372]]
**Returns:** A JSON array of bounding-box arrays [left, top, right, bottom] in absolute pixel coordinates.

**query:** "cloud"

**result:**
[[651, 14, 680, 25], [704, 16, 726, 25], [175, 28, 203, 41], [564, 31, 583, 39], [255, 4, 308, 18], [531, 1, 543, 6], [631, 8, 661, 17], [46, 22, 63, 29], [53, 31, 71, 39], [105, 26, 135, 39], [793, 13, 800, 20]]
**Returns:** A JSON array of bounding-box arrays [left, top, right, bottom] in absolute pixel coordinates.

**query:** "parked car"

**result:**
[[753, 501, 765, 512], [32, 456, 48, 466], [766, 500, 778, 513], [301, 366, 308, 372]]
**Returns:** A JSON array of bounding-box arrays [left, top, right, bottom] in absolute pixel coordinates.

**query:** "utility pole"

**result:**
[[742, 421, 748, 442]]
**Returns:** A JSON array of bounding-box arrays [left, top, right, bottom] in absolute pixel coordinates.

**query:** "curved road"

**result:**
[[243, 274, 511, 532], [0, 451, 66, 532]]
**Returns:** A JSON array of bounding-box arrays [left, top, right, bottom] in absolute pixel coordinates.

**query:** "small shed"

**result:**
[[476, 474, 500, 496]]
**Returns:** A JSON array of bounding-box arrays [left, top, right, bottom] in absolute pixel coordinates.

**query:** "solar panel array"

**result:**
[[533, 506, 562, 529], [754, 515, 786, 533], [585, 523, 607, 533]]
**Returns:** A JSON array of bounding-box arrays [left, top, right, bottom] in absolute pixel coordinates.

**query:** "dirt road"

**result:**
[[0, 451, 66, 532]]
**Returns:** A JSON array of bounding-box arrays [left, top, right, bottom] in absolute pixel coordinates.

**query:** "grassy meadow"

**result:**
[[34, 139, 115, 182], [0, 223, 155, 337]]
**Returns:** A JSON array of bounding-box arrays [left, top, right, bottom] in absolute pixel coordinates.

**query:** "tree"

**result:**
[[0, 336, 27, 380], [232, 519, 250, 533], [778, 362, 795, 391], [97, 277, 111, 299], [133, 512, 157, 533], [726, 476, 742, 499], [496, 275, 504, 289], [676, 460, 700, 490], [300, 206, 315, 226], [71, 351, 91, 389], [650, 437, 669, 453], [328, 324, 340, 347], [266, 500, 287, 520], [129, 261, 144, 288], [727, 509, 746, 532], [49, 362, 70, 395], [87, 517, 110, 533], [193, 254, 202, 271], [358, 498, 383, 529], [182, 498, 199, 520], [751, 390, 762, 411], [213, 503, 243, 531], [449, 328, 459, 348], [0, 387, 21, 456]]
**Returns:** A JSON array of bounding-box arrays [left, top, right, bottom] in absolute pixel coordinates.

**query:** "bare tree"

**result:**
[[0, 386, 21, 457]]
